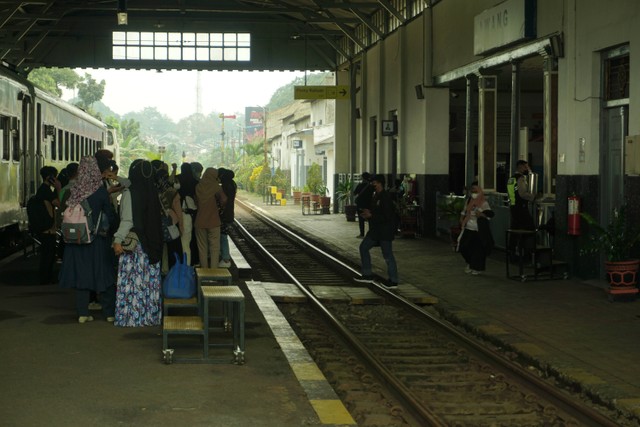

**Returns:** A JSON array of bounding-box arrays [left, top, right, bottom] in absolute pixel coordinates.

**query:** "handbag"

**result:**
[[159, 195, 180, 242], [162, 253, 196, 299], [162, 215, 180, 242], [121, 230, 139, 252]]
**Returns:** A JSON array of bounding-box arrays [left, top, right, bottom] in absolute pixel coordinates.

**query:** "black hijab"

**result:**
[[129, 160, 163, 264], [178, 162, 197, 199]]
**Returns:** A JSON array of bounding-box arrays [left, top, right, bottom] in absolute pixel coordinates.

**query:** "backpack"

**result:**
[[27, 195, 54, 234], [61, 199, 102, 244]]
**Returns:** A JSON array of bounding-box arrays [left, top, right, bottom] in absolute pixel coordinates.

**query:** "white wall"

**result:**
[[557, 0, 640, 175]]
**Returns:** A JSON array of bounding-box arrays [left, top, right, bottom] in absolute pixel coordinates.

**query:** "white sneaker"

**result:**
[[106, 316, 115, 323], [88, 302, 102, 311], [218, 260, 232, 268], [464, 264, 472, 274], [78, 316, 94, 324], [470, 270, 481, 275]]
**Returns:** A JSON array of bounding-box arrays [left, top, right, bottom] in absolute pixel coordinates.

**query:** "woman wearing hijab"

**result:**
[[155, 167, 184, 273], [112, 160, 164, 327], [194, 167, 226, 268], [58, 157, 117, 323], [457, 182, 495, 275], [177, 163, 198, 266]]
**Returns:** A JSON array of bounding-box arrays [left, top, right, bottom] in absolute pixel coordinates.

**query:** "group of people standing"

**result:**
[[33, 153, 236, 326], [351, 159, 538, 281], [458, 159, 538, 275]]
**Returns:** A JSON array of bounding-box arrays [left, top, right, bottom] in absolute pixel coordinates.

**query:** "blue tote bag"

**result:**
[[162, 253, 196, 299]]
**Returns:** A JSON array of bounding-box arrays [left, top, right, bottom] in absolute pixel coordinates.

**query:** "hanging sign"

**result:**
[[294, 85, 349, 100], [381, 120, 397, 136]]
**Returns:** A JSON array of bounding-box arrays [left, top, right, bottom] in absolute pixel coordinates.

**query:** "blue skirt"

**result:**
[[58, 235, 116, 292]]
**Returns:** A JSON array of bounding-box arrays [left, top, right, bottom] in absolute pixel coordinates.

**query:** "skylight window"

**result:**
[[112, 32, 250, 61]]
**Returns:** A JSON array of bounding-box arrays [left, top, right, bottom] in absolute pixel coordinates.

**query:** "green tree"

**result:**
[[76, 73, 105, 109], [305, 162, 324, 194], [28, 67, 81, 97]]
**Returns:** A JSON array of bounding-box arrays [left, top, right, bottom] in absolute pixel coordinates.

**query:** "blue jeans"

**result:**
[[359, 235, 398, 283]]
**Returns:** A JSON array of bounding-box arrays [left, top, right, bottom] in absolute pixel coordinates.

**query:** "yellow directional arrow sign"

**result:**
[[294, 85, 349, 100]]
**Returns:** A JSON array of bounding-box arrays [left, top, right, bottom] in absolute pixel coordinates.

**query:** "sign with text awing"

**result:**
[[294, 85, 349, 100]]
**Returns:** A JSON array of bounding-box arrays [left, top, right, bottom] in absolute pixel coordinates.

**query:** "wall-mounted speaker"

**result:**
[[415, 84, 424, 100]]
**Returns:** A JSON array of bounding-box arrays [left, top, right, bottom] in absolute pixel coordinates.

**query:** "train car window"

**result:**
[[64, 131, 70, 161], [12, 120, 20, 162], [79, 136, 83, 159], [70, 133, 75, 161], [51, 128, 57, 159], [1, 116, 9, 161], [107, 130, 115, 146], [36, 105, 42, 158], [58, 130, 63, 161]]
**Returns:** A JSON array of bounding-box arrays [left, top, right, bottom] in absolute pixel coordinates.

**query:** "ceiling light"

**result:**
[[117, 0, 127, 26]]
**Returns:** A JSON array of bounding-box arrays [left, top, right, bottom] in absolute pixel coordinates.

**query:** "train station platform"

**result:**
[[3, 188, 640, 425], [0, 249, 349, 426], [238, 190, 640, 421]]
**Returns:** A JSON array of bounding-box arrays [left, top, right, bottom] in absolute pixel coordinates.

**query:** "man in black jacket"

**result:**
[[354, 174, 399, 288]]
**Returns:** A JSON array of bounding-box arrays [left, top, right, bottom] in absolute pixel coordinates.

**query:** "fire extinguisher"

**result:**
[[568, 194, 581, 236]]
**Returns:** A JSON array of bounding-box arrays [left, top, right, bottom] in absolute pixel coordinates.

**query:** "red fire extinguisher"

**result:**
[[568, 194, 581, 235]]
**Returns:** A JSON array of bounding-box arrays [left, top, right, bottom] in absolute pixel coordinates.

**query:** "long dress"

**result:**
[[113, 189, 162, 327], [115, 242, 162, 327], [58, 187, 117, 293]]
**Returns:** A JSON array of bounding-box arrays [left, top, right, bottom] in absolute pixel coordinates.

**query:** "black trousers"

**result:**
[[459, 229, 488, 271], [38, 232, 57, 285]]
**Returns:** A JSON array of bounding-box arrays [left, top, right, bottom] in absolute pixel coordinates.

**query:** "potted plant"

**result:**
[[318, 185, 331, 214], [305, 163, 323, 204], [292, 186, 302, 205], [437, 195, 466, 248], [581, 205, 640, 298], [336, 178, 357, 221]]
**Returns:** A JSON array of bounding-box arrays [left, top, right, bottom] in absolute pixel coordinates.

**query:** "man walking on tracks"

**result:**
[[354, 174, 399, 289]]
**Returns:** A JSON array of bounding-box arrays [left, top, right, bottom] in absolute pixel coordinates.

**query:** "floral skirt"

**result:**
[[115, 243, 162, 327]]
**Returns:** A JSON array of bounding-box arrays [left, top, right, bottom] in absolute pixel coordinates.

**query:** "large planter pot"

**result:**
[[320, 196, 331, 214], [292, 191, 302, 205], [605, 259, 639, 299], [344, 205, 357, 222]]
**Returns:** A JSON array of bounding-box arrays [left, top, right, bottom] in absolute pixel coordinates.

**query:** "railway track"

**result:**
[[232, 200, 626, 426]]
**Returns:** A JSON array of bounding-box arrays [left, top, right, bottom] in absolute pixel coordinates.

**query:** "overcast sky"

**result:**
[[64, 69, 306, 122]]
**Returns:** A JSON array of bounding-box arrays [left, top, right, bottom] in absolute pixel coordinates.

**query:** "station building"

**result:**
[[322, 0, 640, 279]]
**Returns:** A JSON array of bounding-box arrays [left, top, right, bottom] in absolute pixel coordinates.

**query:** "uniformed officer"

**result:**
[[507, 160, 537, 230]]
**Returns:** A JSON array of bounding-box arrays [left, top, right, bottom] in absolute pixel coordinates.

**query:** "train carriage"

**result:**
[[0, 66, 118, 251]]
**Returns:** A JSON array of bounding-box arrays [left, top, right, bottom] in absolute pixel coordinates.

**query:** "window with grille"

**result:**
[[113, 32, 251, 62], [605, 54, 629, 101]]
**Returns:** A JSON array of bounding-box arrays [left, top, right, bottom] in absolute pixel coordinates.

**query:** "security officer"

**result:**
[[507, 160, 537, 230]]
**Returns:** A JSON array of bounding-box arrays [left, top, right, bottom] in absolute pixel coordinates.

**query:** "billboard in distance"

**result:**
[[245, 106, 264, 138]]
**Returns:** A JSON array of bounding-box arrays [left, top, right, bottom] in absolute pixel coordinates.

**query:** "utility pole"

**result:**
[[261, 106, 268, 164], [219, 113, 236, 165]]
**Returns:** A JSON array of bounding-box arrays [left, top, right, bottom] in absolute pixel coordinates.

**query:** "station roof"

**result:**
[[0, 0, 418, 74]]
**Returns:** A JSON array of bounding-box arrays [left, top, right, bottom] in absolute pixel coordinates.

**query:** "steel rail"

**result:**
[[235, 201, 448, 426], [236, 198, 620, 427]]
